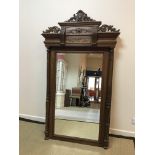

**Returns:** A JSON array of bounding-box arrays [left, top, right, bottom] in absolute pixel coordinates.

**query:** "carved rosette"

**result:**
[[65, 10, 96, 22], [43, 26, 60, 34], [98, 24, 120, 32]]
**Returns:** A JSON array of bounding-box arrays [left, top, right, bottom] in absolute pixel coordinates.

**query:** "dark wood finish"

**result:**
[[98, 52, 110, 148], [44, 50, 50, 139], [42, 10, 120, 148], [48, 51, 56, 138], [53, 134, 99, 146], [45, 50, 56, 139]]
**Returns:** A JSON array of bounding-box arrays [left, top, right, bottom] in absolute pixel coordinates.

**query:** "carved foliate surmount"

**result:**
[[65, 10, 96, 22], [42, 10, 120, 49], [98, 24, 120, 33], [43, 26, 60, 34]]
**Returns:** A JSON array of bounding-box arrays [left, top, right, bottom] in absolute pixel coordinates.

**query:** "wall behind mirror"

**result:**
[[54, 53, 103, 140]]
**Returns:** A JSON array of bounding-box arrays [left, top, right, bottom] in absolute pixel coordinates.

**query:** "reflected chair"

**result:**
[[69, 87, 81, 106]]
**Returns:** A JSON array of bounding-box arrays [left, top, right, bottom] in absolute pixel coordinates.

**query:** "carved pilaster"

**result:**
[[45, 49, 51, 140], [45, 96, 50, 139], [102, 49, 114, 148]]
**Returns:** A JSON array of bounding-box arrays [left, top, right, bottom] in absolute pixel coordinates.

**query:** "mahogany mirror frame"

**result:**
[[42, 10, 120, 149]]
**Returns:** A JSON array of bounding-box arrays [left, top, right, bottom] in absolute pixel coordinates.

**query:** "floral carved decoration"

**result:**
[[98, 24, 120, 32], [43, 26, 60, 34]]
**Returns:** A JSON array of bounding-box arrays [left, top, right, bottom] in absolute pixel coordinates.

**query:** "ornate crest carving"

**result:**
[[98, 24, 120, 32], [65, 10, 96, 22], [43, 26, 60, 34]]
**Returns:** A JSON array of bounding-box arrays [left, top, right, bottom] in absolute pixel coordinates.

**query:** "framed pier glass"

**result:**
[[42, 10, 120, 149]]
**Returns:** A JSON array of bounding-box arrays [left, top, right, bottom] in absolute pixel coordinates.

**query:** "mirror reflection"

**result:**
[[54, 53, 103, 140]]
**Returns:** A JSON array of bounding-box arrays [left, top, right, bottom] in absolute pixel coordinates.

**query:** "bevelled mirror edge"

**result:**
[[54, 52, 103, 142]]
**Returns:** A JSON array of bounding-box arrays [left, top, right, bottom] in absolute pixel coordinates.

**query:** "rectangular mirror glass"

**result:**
[[54, 53, 103, 140]]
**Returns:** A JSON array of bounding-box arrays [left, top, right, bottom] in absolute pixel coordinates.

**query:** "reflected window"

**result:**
[[56, 54, 67, 93], [88, 77, 95, 90]]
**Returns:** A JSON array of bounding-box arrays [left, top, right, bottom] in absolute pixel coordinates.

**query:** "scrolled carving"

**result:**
[[43, 26, 60, 34], [65, 10, 96, 22], [98, 24, 120, 32]]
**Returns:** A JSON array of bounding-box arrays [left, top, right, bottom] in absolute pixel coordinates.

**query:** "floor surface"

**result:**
[[19, 121, 134, 155]]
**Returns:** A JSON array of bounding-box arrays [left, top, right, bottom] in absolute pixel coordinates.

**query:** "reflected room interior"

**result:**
[[54, 53, 103, 140]]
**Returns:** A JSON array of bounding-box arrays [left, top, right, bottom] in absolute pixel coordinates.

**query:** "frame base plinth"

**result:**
[[44, 130, 50, 140], [44, 135, 50, 140], [103, 141, 109, 149]]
